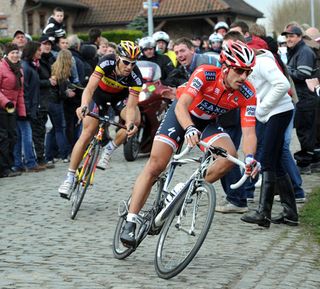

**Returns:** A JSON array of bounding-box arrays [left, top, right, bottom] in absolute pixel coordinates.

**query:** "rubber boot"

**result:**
[[271, 174, 299, 226], [241, 171, 276, 228]]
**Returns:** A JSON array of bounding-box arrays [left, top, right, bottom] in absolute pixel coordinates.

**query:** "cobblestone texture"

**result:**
[[0, 133, 319, 288]]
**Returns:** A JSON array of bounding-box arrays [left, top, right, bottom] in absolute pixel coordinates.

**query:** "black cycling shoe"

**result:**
[[120, 221, 136, 248]]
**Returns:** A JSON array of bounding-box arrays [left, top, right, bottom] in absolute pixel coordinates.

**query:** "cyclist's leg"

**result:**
[[201, 123, 237, 183], [59, 116, 98, 196], [120, 100, 184, 246], [69, 116, 98, 170]]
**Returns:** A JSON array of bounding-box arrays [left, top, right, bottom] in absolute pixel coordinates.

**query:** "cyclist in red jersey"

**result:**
[[120, 40, 261, 247], [58, 41, 143, 199]]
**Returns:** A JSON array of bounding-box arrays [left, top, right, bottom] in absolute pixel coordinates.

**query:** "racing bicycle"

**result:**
[[69, 111, 126, 220], [112, 140, 248, 279]]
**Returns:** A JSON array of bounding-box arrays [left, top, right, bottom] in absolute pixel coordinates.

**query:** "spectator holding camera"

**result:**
[[0, 43, 26, 178]]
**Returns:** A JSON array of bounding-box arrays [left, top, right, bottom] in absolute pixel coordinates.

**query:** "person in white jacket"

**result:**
[[241, 49, 298, 228]]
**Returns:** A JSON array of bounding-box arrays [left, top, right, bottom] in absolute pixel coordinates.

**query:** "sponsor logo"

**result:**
[[131, 71, 142, 86], [245, 105, 256, 117], [197, 100, 228, 115], [168, 127, 176, 137], [214, 87, 220, 95], [239, 84, 254, 99], [100, 59, 115, 68], [190, 77, 203, 90], [204, 71, 216, 81]]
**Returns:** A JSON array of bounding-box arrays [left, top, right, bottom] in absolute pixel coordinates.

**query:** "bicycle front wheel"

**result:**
[[155, 181, 216, 279], [70, 144, 100, 220]]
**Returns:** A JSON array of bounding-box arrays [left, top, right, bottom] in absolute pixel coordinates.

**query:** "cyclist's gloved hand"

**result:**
[[245, 154, 261, 178], [184, 125, 201, 147], [76, 105, 88, 121], [126, 122, 138, 138]]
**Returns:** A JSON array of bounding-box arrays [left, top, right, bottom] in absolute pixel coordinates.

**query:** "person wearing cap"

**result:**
[[37, 35, 56, 168], [0, 43, 26, 177], [282, 25, 317, 174], [12, 30, 27, 55]]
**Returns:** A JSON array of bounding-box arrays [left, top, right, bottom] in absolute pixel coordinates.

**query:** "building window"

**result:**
[[39, 13, 46, 33], [0, 14, 8, 37], [27, 12, 33, 35]]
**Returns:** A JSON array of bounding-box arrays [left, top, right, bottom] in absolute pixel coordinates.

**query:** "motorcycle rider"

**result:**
[[152, 31, 177, 67], [203, 32, 224, 60], [138, 36, 175, 86], [58, 41, 143, 197], [214, 21, 229, 36]]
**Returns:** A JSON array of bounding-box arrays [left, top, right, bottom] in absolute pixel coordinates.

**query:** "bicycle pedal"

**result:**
[[60, 193, 71, 200]]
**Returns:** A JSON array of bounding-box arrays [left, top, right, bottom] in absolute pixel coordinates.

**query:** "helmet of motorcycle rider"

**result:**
[[117, 40, 141, 60], [139, 36, 156, 50], [214, 21, 229, 33], [209, 32, 223, 44], [152, 31, 170, 44], [220, 40, 256, 69]]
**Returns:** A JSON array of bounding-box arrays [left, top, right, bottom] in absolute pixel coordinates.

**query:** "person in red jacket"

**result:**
[[0, 43, 26, 177], [120, 40, 260, 247]]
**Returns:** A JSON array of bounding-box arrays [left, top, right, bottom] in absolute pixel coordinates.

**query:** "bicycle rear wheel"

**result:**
[[154, 181, 216, 279], [112, 197, 135, 259], [70, 144, 100, 220]]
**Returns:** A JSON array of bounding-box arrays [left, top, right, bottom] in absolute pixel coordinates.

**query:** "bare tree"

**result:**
[[271, 0, 319, 34]]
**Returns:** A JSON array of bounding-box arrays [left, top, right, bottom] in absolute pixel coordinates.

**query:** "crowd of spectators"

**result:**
[[0, 8, 319, 224]]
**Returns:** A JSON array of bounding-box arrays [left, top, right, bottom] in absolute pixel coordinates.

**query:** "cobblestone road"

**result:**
[[1, 135, 320, 289]]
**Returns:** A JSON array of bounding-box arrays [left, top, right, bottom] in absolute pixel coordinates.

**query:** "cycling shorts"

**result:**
[[155, 100, 230, 151], [92, 86, 128, 116]]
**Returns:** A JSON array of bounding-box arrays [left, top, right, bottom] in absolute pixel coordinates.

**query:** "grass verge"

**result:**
[[300, 187, 320, 244]]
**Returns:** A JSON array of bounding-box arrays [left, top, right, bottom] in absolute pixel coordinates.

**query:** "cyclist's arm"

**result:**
[[125, 93, 139, 126], [241, 126, 257, 157], [175, 92, 194, 130]]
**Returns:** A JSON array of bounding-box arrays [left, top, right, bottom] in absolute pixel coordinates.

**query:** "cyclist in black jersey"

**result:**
[[58, 40, 143, 198]]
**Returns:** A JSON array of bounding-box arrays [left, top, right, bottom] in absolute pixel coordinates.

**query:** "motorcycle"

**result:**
[[123, 60, 174, 161]]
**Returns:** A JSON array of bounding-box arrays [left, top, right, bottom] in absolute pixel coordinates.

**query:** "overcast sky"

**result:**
[[244, 0, 280, 32]]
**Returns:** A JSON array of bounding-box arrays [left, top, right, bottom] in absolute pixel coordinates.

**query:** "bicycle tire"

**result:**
[[154, 181, 216, 279], [113, 177, 165, 259], [112, 216, 135, 259], [123, 132, 140, 162], [70, 144, 100, 220]]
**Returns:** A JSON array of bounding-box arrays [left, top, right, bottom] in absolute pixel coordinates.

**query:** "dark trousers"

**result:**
[[261, 110, 293, 175], [64, 101, 80, 154], [294, 108, 316, 153], [31, 111, 48, 163], [0, 109, 17, 174]]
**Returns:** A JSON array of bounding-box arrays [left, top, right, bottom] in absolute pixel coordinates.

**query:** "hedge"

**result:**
[[0, 29, 143, 44]]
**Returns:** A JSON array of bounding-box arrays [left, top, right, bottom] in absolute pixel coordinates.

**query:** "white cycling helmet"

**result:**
[[214, 21, 229, 32], [152, 31, 170, 44], [209, 32, 223, 44], [139, 36, 156, 50]]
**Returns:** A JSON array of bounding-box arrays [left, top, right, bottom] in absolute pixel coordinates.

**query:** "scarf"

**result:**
[[4, 57, 22, 89]]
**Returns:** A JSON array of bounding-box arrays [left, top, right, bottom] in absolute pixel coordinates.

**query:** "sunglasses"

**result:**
[[230, 66, 253, 76], [120, 57, 136, 67]]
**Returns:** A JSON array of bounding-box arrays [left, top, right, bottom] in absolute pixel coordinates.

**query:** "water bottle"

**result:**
[[165, 182, 185, 206]]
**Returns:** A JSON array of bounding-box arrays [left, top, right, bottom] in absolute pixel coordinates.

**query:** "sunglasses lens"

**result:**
[[121, 58, 136, 66], [234, 68, 252, 76]]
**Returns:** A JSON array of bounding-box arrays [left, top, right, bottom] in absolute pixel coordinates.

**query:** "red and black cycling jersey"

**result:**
[[177, 64, 257, 127], [94, 54, 143, 98]]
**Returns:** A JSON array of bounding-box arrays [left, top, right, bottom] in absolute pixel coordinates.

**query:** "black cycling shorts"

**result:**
[[155, 100, 230, 151], [92, 86, 129, 116]]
